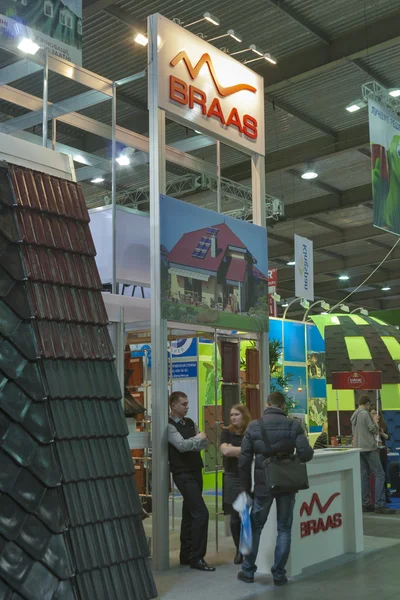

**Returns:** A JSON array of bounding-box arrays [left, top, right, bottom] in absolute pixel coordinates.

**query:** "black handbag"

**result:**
[[258, 418, 309, 494]]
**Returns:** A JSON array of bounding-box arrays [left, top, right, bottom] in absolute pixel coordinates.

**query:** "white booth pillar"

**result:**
[[148, 14, 170, 571]]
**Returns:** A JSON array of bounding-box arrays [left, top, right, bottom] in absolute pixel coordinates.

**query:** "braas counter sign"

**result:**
[[300, 492, 342, 538], [153, 14, 265, 155]]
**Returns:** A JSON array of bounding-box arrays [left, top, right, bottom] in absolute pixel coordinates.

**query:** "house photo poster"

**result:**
[[0, 0, 82, 64], [160, 195, 269, 332]]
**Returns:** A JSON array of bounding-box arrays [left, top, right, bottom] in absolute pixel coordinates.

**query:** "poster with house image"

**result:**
[[0, 0, 82, 64], [160, 195, 269, 332]]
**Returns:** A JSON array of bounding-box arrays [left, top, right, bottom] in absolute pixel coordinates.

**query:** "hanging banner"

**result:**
[[268, 268, 278, 317], [369, 99, 400, 236], [294, 234, 314, 301], [160, 194, 269, 332], [150, 13, 265, 155], [0, 0, 82, 64]]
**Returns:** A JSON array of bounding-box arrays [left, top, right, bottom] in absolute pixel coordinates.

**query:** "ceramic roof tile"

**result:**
[[23, 247, 102, 291], [1, 163, 156, 600], [10, 166, 88, 224], [76, 558, 157, 600], [49, 400, 128, 440], [0, 235, 25, 281], [42, 360, 121, 400], [56, 438, 133, 482], [0, 381, 53, 444], [69, 516, 148, 572], [62, 477, 141, 527], [0, 536, 76, 600]]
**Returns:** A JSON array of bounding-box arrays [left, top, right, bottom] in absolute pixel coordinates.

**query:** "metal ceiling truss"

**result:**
[[362, 80, 400, 116], [117, 173, 285, 221]]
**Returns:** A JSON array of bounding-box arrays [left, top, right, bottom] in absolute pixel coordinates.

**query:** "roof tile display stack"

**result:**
[[0, 163, 157, 600]]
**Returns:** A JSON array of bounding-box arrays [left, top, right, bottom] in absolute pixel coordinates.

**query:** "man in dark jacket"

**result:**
[[237, 392, 313, 586]]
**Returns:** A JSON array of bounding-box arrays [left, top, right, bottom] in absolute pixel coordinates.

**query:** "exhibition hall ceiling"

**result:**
[[1, 0, 400, 315]]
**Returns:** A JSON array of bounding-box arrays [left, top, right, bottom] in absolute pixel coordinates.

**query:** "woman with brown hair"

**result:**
[[220, 403, 252, 564]]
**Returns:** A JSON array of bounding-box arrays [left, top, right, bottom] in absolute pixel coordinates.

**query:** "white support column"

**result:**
[[148, 13, 169, 572], [252, 153, 270, 409], [42, 52, 48, 147]]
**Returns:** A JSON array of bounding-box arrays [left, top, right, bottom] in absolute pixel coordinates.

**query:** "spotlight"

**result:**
[[389, 89, 400, 97], [228, 29, 242, 42], [301, 167, 318, 180], [134, 33, 148, 46], [382, 286, 391, 291], [264, 53, 277, 65], [339, 275, 349, 281], [17, 38, 40, 55], [204, 12, 220, 26], [281, 302, 289, 308], [340, 304, 350, 313], [91, 177, 105, 183], [249, 44, 263, 56], [116, 155, 130, 166], [287, 260, 296, 266], [345, 100, 366, 113]]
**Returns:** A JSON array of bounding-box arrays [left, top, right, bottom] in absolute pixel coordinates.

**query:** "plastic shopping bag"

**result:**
[[233, 492, 253, 556]]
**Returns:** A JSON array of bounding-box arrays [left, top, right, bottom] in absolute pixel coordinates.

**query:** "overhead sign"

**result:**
[[331, 371, 382, 390], [0, 0, 82, 64], [294, 234, 314, 301], [151, 13, 265, 155], [268, 268, 278, 317], [368, 99, 400, 236]]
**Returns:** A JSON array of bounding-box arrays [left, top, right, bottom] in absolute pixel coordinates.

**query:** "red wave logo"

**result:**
[[170, 51, 257, 97], [300, 492, 341, 517]]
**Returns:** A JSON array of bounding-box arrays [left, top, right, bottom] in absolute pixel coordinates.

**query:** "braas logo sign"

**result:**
[[153, 14, 265, 155], [300, 492, 342, 538]]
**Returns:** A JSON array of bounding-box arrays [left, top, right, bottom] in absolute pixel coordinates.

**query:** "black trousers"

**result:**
[[379, 448, 389, 495], [173, 470, 209, 563], [230, 510, 241, 550]]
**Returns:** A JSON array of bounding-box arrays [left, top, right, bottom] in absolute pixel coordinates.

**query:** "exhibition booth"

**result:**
[[2, 10, 400, 593]]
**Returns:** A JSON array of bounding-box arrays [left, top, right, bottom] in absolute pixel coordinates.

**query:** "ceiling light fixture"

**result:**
[[134, 33, 148, 46], [339, 275, 350, 281], [389, 89, 400, 98], [91, 177, 105, 184], [250, 44, 263, 56], [185, 12, 220, 28], [208, 29, 242, 43], [287, 260, 296, 266], [281, 302, 289, 308], [264, 53, 277, 65], [116, 155, 130, 166], [301, 164, 318, 180], [17, 38, 40, 55], [382, 286, 391, 291], [345, 100, 366, 113]]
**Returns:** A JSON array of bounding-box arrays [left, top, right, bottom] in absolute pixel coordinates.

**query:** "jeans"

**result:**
[[242, 494, 296, 582], [173, 471, 209, 563], [360, 451, 386, 508]]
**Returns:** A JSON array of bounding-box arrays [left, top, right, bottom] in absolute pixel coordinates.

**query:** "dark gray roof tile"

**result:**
[[43, 360, 121, 400], [49, 400, 128, 440]]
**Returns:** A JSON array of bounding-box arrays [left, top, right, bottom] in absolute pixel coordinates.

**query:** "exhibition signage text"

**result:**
[[153, 14, 265, 155], [294, 234, 314, 301], [300, 492, 342, 538]]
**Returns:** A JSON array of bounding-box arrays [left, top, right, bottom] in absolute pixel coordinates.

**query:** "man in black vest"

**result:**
[[168, 391, 215, 572]]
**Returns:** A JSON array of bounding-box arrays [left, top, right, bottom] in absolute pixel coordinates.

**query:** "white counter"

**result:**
[[257, 448, 364, 577]]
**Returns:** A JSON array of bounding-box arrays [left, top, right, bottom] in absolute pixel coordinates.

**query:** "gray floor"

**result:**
[[152, 511, 400, 600]]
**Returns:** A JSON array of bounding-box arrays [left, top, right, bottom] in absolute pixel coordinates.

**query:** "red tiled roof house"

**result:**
[[166, 222, 267, 312]]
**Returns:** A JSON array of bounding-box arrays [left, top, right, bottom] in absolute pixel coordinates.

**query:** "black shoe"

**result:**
[[274, 577, 288, 586], [190, 559, 215, 572], [362, 505, 375, 513], [234, 551, 243, 565], [237, 571, 254, 583], [180, 558, 191, 566], [386, 496, 392, 504], [375, 507, 396, 514]]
